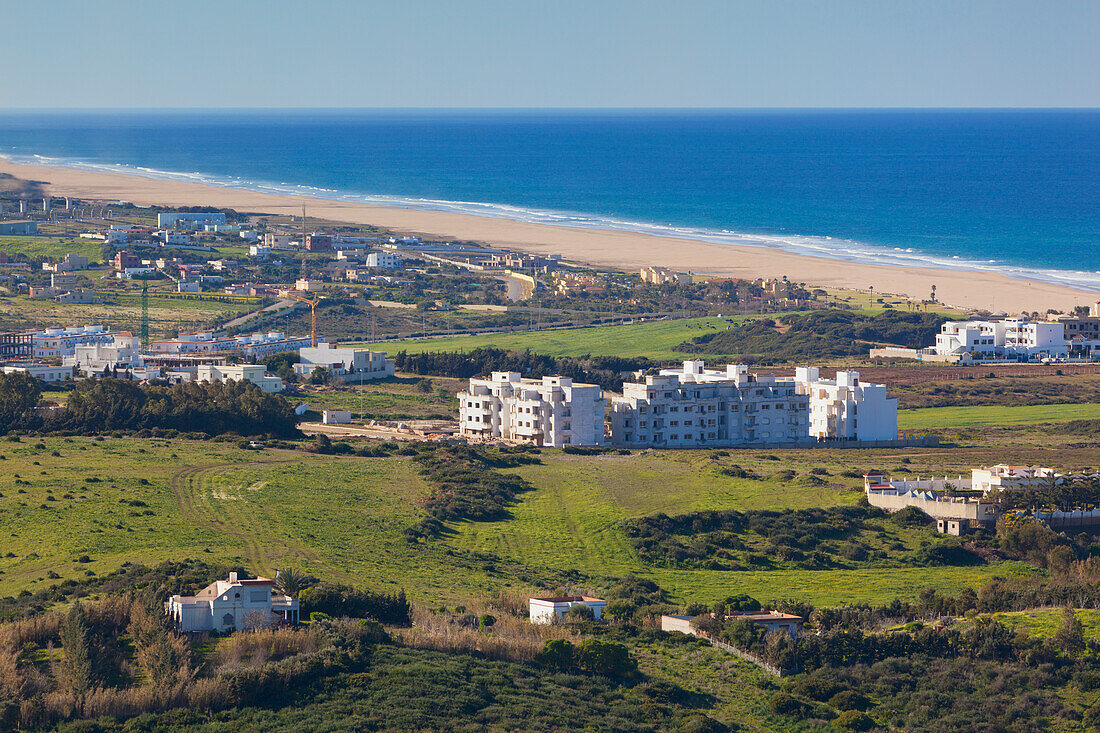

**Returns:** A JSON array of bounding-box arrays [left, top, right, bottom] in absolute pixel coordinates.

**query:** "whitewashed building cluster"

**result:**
[[458, 372, 606, 448], [608, 362, 809, 448], [458, 362, 899, 449]]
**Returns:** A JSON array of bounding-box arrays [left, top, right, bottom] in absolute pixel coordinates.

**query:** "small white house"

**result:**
[[529, 596, 606, 624], [166, 572, 299, 632], [322, 410, 352, 425]]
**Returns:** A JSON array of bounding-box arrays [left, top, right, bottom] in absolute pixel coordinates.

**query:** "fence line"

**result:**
[[691, 631, 793, 677]]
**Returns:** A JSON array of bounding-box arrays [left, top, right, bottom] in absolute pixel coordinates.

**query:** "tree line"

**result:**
[[0, 375, 299, 437], [393, 347, 652, 391]]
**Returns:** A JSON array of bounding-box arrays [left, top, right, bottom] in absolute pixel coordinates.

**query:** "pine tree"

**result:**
[[60, 602, 93, 695]]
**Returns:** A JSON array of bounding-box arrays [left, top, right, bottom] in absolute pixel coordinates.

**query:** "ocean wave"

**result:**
[[5, 151, 1100, 293]]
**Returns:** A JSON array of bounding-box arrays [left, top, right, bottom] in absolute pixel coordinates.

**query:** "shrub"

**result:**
[[575, 638, 636, 677], [832, 710, 876, 731], [767, 692, 805, 715], [792, 676, 843, 701]]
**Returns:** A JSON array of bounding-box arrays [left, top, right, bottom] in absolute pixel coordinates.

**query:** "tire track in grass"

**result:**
[[170, 459, 345, 579]]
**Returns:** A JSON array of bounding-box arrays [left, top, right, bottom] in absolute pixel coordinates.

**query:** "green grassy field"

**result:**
[[899, 402, 1100, 430], [448, 450, 1034, 606], [299, 376, 463, 420], [360, 315, 765, 360], [0, 437, 1041, 610], [968, 608, 1100, 640], [0, 235, 105, 263]]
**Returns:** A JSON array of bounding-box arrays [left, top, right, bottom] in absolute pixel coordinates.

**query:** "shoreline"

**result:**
[[0, 158, 1093, 313]]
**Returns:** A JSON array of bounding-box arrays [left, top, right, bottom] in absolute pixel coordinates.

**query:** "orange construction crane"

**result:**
[[286, 291, 321, 347]]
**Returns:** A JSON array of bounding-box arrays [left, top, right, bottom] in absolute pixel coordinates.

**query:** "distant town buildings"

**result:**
[[640, 267, 693, 285], [42, 253, 89, 273], [459, 363, 900, 449], [459, 372, 606, 448], [150, 331, 309, 360], [157, 212, 227, 229], [934, 318, 1068, 358], [31, 326, 116, 359]]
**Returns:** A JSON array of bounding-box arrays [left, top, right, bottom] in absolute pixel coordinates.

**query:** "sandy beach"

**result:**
[[1, 159, 1091, 313]]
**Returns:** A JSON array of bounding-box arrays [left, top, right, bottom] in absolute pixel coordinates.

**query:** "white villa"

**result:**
[[934, 318, 1068, 358], [459, 372, 606, 447], [295, 342, 395, 382], [196, 364, 285, 393], [529, 596, 607, 624], [166, 572, 299, 632]]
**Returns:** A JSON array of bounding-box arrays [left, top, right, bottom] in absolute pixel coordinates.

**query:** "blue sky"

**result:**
[[0, 0, 1096, 108]]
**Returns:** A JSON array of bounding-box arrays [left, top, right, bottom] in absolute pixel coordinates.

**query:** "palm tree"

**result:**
[[274, 567, 304, 597]]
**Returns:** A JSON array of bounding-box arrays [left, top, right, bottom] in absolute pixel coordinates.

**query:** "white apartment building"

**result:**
[[32, 325, 115, 359], [157, 212, 227, 229], [295, 279, 324, 292], [1, 363, 71, 384], [365, 251, 403, 269], [295, 342, 395, 381], [793, 368, 898, 442], [196, 364, 285, 393], [458, 372, 605, 447], [607, 362, 809, 448], [166, 572, 298, 632], [934, 318, 1067, 358], [149, 331, 309, 360]]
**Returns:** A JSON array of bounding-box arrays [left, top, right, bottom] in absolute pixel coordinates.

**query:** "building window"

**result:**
[[222, 613, 234, 627]]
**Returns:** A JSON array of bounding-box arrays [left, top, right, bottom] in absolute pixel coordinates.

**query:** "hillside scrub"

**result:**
[[620, 505, 984, 571], [677, 309, 943, 361], [404, 445, 542, 541]]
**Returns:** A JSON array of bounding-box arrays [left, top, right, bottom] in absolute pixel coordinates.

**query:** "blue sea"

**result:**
[[1, 109, 1097, 290]]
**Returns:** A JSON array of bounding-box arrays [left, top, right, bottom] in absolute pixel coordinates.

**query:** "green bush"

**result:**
[[832, 710, 876, 731]]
